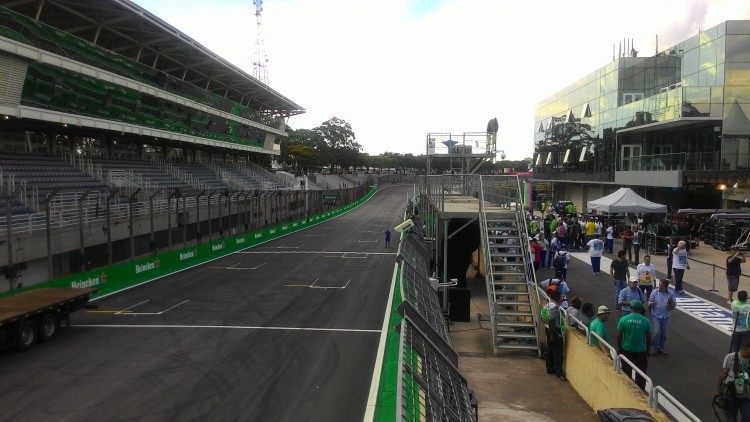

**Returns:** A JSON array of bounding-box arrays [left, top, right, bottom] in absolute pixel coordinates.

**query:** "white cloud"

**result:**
[[135, 0, 750, 160]]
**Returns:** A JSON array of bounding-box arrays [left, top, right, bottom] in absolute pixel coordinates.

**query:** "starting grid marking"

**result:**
[[88, 299, 189, 316], [207, 262, 267, 270], [570, 252, 733, 335], [285, 277, 352, 289]]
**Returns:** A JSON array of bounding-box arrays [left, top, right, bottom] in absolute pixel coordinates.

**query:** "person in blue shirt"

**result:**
[[384, 229, 391, 247], [648, 279, 677, 355], [618, 277, 645, 315]]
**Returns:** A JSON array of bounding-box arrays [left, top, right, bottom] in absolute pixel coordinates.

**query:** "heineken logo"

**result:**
[[236, 237, 245, 244], [180, 248, 199, 261], [212, 243, 225, 252], [135, 259, 160, 274], [71, 272, 107, 288]]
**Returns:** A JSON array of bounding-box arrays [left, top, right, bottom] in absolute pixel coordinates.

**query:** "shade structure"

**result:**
[[587, 187, 667, 214]]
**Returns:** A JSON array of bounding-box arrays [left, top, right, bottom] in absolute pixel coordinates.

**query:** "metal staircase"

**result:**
[[478, 177, 541, 355]]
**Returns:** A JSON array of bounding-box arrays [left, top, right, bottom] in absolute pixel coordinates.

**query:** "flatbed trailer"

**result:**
[[0, 288, 98, 351]]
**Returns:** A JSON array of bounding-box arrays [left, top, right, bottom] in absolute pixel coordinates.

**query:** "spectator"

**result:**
[[731, 291, 750, 353], [636, 255, 657, 299], [539, 235, 550, 269], [617, 300, 652, 390], [586, 233, 605, 275], [717, 337, 750, 421], [606, 222, 615, 254], [622, 226, 635, 262], [632, 226, 643, 264], [541, 270, 570, 309], [666, 238, 677, 281], [567, 296, 583, 328], [590, 305, 612, 354], [648, 279, 677, 355], [543, 289, 566, 381], [672, 240, 690, 295], [610, 250, 631, 310], [581, 302, 595, 327], [618, 277, 646, 315], [530, 238, 542, 270], [585, 218, 596, 244], [727, 246, 747, 304], [554, 245, 571, 281]]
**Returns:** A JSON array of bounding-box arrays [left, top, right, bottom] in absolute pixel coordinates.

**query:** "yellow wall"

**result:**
[[565, 329, 672, 422]]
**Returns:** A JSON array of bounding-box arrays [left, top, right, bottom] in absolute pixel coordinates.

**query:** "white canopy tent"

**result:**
[[587, 188, 668, 214]]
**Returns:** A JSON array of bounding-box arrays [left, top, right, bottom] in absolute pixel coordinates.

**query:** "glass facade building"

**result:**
[[533, 20, 750, 209]]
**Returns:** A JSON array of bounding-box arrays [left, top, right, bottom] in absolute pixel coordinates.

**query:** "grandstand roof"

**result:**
[[3, 0, 305, 117]]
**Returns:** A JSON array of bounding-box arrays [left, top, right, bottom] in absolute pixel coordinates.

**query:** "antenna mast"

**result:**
[[253, 0, 269, 85]]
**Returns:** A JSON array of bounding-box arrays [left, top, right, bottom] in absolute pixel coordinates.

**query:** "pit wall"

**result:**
[[1, 187, 377, 299], [565, 329, 671, 421]]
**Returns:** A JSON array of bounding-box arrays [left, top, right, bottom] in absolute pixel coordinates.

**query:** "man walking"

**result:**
[[384, 228, 391, 248], [586, 233, 605, 275], [618, 277, 646, 315], [727, 246, 747, 304], [648, 279, 676, 355], [610, 250, 631, 310], [636, 255, 657, 299], [590, 305, 612, 354], [731, 291, 750, 353], [617, 300, 651, 390]]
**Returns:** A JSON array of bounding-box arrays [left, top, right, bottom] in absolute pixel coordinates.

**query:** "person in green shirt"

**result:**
[[617, 300, 651, 390], [590, 305, 611, 354]]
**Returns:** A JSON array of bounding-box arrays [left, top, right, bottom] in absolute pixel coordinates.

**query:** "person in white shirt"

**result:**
[[586, 233, 605, 275], [606, 222, 615, 254], [672, 240, 690, 295], [636, 255, 657, 298]]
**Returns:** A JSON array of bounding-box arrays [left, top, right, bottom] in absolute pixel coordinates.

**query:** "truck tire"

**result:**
[[37, 312, 58, 342], [17, 319, 37, 351]]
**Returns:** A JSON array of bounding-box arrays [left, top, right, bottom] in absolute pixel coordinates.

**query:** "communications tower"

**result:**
[[253, 0, 269, 85]]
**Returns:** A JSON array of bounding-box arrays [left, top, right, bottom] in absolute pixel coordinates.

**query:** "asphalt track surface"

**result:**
[[0, 185, 411, 422]]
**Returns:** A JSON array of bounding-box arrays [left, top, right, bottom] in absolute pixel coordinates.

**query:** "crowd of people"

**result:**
[[529, 201, 750, 420]]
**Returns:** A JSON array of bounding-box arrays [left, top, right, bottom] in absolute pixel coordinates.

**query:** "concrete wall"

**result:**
[[564, 329, 671, 421]]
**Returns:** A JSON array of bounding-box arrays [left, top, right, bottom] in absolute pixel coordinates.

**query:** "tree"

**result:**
[[317, 117, 358, 173]]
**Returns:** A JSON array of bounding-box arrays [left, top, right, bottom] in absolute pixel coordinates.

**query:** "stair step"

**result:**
[[494, 343, 539, 351], [496, 321, 536, 328], [489, 253, 525, 258], [495, 300, 531, 306], [496, 331, 537, 339], [495, 309, 532, 317]]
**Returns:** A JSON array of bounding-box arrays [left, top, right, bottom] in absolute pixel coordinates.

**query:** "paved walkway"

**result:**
[[449, 238, 737, 421]]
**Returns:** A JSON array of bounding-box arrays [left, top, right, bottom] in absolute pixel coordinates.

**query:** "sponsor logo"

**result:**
[[293, 222, 298, 227], [136, 262, 154, 274], [71, 272, 107, 288], [282, 225, 288, 230], [255, 233, 262, 239], [212, 243, 225, 252], [270, 229, 276, 234], [236, 237, 245, 244], [180, 248, 199, 261]]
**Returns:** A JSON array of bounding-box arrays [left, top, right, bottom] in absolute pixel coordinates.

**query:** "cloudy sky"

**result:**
[[134, 0, 750, 160]]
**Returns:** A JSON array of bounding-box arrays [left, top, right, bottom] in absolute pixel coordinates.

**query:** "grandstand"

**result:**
[[0, 1, 335, 291]]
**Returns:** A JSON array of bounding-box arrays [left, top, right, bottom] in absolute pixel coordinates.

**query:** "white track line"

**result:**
[[73, 324, 380, 333]]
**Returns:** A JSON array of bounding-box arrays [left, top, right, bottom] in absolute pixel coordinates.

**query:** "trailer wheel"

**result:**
[[17, 319, 37, 351], [38, 312, 58, 342]]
